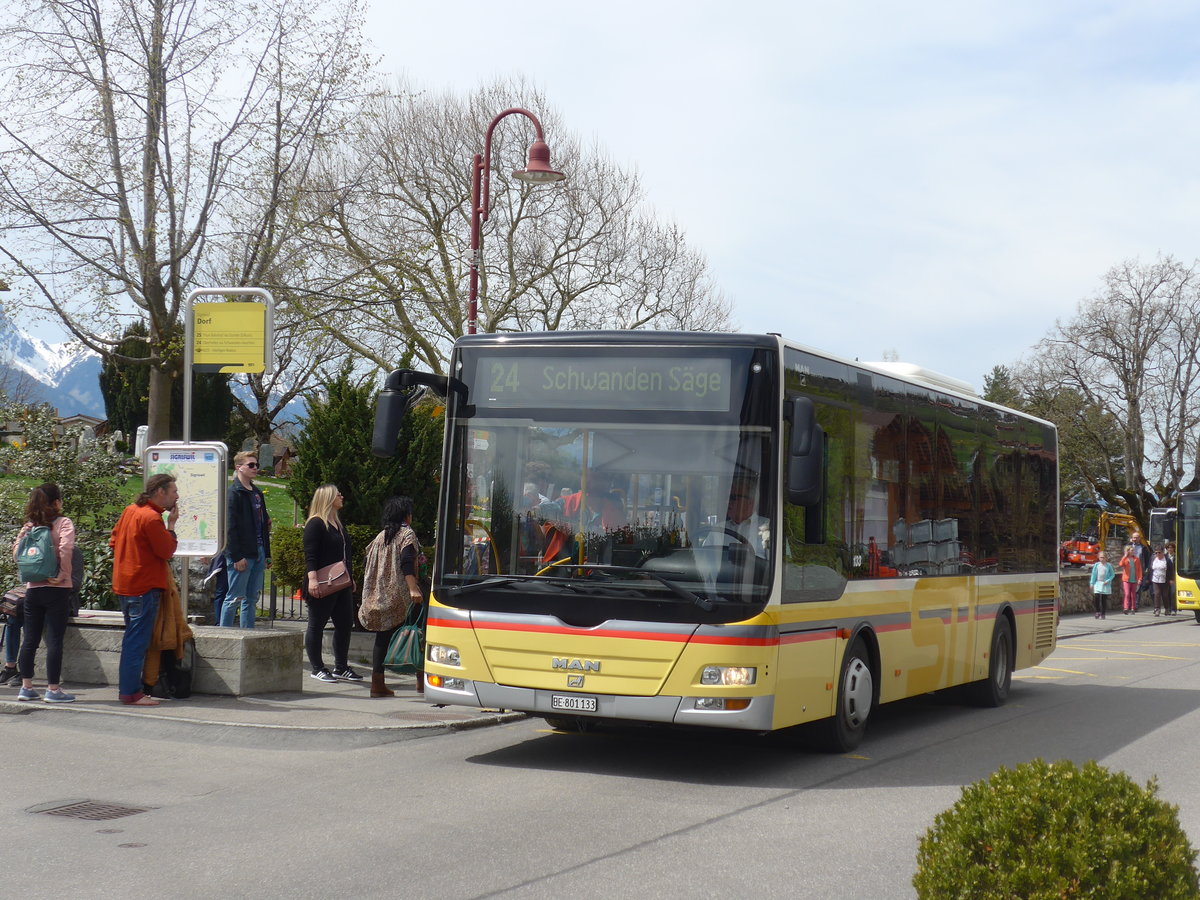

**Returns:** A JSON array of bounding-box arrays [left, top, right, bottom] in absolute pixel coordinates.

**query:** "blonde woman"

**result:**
[[302, 484, 360, 683]]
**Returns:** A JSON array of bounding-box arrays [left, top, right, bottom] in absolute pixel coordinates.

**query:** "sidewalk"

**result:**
[[1056, 607, 1192, 640], [1, 609, 1188, 745]]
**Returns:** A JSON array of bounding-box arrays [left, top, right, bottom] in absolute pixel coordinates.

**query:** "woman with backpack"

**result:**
[[10, 483, 76, 702], [358, 496, 426, 698]]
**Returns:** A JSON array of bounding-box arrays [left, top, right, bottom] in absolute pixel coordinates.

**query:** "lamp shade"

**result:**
[[513, 138, 565, 184]]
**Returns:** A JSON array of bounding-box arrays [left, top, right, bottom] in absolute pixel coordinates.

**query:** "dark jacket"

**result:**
[[302, 517, 352, 600], [226, 478, 271, 563]]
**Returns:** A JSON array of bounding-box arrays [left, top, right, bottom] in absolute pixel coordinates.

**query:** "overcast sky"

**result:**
[[366, 0, 1200, 391]]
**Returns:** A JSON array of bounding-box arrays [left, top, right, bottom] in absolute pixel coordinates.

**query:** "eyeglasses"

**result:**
[[245, 462, 259, 469]]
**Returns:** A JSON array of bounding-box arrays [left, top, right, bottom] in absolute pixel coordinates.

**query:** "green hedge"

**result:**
[[913, 758, 1200, 898]]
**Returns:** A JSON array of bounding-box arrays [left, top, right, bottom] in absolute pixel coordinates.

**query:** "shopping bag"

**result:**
[[384, 604, 426, 674]]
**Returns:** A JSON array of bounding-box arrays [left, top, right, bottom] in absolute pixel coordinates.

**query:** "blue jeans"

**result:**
[[221, 548, 265, 629], [210, 564, 228, 624], [118, 589, 161, 698], [3, 607, 21, 665]]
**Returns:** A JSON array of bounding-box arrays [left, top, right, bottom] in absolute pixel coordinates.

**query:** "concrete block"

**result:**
[[26, 622, 303, 696]]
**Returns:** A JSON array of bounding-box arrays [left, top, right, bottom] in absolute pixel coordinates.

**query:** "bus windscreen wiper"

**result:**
[[564, 564, 716, 611], [442, 568, 715, 610]]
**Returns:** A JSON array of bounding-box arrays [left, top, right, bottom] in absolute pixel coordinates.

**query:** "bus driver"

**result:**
[[704, 477, 770, 557]]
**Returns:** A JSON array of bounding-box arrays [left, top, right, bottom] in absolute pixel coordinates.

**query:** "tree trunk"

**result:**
[[147, 364, 173, 445]]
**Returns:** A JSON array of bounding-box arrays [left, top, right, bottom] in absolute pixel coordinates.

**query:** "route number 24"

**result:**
[[490, 362, 520, 393]]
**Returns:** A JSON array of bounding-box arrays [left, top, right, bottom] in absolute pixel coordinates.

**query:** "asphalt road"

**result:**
[[5, 619, 1200, 898]]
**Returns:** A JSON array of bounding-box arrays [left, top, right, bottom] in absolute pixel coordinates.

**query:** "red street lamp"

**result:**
[[467, 108, 565, 335]]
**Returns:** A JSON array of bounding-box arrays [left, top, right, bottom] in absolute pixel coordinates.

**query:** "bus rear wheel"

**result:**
[[967, 618, 1013, 707], [813, 638, 874, 752]]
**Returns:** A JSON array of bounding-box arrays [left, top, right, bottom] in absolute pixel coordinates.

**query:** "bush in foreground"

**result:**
[[913, 758, 1199, 899]]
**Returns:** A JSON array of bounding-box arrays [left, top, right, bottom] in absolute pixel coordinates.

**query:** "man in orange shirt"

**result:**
[[110, 474, 179, 706]]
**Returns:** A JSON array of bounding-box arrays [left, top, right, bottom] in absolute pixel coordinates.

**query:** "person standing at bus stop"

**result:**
[[1117, 544, 1143, 615], [221, 451, 272, 629], [1089, 551, 1114, 620], [1150, 546, 1172, 616], [1130, 531, 1151, 611], [110, 474, 179, 707]]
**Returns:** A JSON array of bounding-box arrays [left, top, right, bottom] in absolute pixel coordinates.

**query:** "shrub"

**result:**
[[268, 521, 380, 598], [288, 368, 442, 539], [913, 758, 1200, 899]]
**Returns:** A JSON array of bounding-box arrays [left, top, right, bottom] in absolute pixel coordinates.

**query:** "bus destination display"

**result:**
[[474, 356, 733, 411]]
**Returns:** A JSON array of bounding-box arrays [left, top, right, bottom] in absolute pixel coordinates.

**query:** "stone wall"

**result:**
[[1060, 571, 1093, 614]]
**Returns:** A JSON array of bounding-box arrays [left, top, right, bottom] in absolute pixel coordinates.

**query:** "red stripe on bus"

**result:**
[[427, 617, 776, 646]]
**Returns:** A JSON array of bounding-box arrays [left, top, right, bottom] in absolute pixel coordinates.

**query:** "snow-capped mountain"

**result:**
[[0, 309, 104, 416]]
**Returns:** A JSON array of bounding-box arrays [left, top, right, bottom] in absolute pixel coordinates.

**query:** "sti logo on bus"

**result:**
[[552, 658, 600, 673]]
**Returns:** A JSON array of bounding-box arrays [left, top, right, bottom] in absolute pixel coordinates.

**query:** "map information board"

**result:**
[[144, 442, 227, 557]]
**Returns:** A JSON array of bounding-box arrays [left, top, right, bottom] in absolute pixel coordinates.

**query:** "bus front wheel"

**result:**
[[814, 638, 874, 752], [968, 618, 1013, 707], [1194, 610, 1200, 624]]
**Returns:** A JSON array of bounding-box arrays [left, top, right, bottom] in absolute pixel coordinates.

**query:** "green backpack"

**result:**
[[16, 525, 59, 583]]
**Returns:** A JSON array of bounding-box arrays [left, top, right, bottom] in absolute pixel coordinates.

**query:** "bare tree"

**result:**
[[297, 79, 734, 375], [1017, 256, 1200, 526], [0, 0, 370, 444]]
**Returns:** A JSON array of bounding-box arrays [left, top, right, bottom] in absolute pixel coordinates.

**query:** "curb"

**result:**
[[0, 699, 527, 748]]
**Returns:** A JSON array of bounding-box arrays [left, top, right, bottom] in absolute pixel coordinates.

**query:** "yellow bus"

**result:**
[[374, 332, 1060, 751], [1173, 494, 1200, 620]]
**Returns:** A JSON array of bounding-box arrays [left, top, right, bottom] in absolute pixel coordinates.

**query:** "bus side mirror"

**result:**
[[786, 396, 825, 506], [373, 368, 466, 457], [372, 387, 410, 458]]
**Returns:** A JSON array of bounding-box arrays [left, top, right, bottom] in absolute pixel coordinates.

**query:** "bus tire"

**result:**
[[1194, 610, 1200, 624], [543, 716, 594, 732], [814, 638, 874, 752], [968, 618, 1013, 708]]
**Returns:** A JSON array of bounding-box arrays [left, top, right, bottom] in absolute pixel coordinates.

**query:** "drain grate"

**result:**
[[36, 801, 152, 821]]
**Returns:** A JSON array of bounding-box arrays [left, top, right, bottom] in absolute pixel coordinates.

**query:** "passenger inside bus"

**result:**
[[537, 471, 628, 564]]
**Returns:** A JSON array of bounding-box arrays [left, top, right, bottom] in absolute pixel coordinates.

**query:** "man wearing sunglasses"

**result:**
[[221, 451, 272, 628]]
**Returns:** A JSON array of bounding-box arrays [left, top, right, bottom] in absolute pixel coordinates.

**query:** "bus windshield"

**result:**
[[1179, 494, 1200, 579], [435, 344, 777, 625]]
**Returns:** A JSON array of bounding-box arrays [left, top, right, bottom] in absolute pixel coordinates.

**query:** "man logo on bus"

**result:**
[[552, 658, 600, 672]]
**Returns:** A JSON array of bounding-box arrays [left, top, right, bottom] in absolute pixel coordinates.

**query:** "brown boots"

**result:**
[[370, 672, 394, 698]]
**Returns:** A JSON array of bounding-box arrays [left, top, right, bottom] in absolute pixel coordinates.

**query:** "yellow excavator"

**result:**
[[1097, 512, 1149, 550], [1061, 511, 1147, 568]]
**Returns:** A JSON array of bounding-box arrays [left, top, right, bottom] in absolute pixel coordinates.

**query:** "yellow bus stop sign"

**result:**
[[193, 302, 267, 373]]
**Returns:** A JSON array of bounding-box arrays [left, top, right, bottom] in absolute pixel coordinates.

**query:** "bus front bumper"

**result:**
[[424, 678, 775, 731]]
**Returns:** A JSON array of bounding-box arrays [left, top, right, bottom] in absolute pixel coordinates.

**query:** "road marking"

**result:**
[[1058, 645, 1186, 661], [1033, 665, 1097, 677]]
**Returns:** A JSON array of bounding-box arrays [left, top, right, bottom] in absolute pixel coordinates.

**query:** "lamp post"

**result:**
[[467, 107, 565, 335]]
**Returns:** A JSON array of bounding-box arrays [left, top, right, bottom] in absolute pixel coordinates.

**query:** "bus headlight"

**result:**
[[1180, 590, 1194, 599], [428, 645, 461, 666], [701, 665, 756, 686], [427, 674, 467, 691]]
